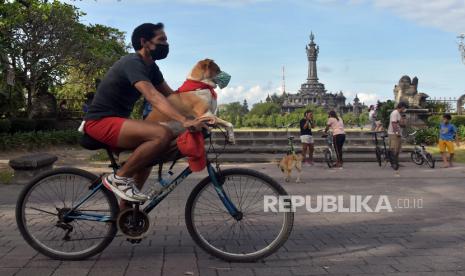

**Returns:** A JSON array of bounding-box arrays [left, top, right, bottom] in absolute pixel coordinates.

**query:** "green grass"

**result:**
[[427, 145, 465, 163], [0, 169, 14, 185]]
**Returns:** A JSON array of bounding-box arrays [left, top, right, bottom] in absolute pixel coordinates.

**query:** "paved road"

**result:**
[[1, 162, 465, 276]]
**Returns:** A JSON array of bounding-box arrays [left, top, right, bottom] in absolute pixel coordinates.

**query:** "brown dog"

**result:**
[[145, 59, 234, 143], [278, 153, 303, 182]]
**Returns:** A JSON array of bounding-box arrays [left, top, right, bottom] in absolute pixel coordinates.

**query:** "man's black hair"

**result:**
[[443, 113, 452, 120], [131, 23, 164, 51], [397, 101, 409, 109], [304, 110, 313, 116]]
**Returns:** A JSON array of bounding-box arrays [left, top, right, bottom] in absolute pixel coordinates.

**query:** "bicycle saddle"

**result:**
[[80, 133, 110, 151]]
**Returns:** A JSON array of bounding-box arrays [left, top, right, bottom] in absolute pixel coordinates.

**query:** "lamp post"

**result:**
[[458, 34, 465, 65]]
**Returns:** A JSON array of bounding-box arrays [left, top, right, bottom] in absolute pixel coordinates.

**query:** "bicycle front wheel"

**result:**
[[185, 168, 294, 262], [16, 167, 119, 260], [324, 149, 335, 168]]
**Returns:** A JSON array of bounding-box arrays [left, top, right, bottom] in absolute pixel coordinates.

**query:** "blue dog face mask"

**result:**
[[213, 71, 231, 89]]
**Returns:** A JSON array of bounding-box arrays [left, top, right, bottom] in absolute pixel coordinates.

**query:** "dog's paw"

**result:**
[[285, 178, 290, 182], [296, 178, 301, 183], [226, 132, 236, 144]]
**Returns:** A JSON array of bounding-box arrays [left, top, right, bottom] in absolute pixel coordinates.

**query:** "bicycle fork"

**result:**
[[206, 163, 242, 220]]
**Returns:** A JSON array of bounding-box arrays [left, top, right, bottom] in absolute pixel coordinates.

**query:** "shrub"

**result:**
[[0, 130, 82, 150], [414, 127, 439, 145], [452, 116, 465, 127], [427, 115, 442, 127], [457, 126, 465, 141], [9, 118, 37, 133], [0, 119, 11, 133], [35, 118, 57, 131], [376, 100, 395, 129]]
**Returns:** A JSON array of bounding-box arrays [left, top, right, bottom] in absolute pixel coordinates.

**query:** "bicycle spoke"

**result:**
[[20, 172, 116, 258], [190, 172, 290, 258]]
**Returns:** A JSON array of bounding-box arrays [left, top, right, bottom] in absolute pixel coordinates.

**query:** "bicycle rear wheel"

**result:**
[[375, 147, 383, 167], [425, 153, 435, 168], [410, 151, 424, 165], [185, 168, 294, 262], [16, 167, 119, 260]]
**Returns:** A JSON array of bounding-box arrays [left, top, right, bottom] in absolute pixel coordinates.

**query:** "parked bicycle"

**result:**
[[369, 131, 399, 170], [16, 125, 294, 262], [407, 131, 435, 168], [319, 130, 336, 168]]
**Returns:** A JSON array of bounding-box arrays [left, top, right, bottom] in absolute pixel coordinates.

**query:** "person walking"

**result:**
[[325, 110, 346, 168], [300, 110, 316, 165], [387, 102, 408, 162], [438, 114, 460, 168], [368, 105, 377, 131]]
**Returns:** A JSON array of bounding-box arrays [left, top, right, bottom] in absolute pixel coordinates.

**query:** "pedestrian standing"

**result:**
[[300, 110, 316, 165], [325, 110, 346, 168], [387, 102, 408, 161]]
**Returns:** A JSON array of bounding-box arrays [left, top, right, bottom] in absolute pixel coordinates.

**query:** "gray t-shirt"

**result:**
[[85, 53, 164, 120]]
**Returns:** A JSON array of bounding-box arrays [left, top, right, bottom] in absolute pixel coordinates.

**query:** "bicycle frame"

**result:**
[[372, 132, 389, 160], [64, 161, 239, 222]]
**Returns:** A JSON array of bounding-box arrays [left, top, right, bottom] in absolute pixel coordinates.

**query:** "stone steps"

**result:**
[[212, 130, 372, 139], [211, 152, 440, 163], [205, 145, 415, 154], [208, 137, 379, 147]]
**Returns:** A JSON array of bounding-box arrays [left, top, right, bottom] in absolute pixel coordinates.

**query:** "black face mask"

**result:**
[[150, 44, 169, 60]]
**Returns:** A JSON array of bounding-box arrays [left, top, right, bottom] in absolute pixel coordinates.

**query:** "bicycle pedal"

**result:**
[[126, 238, 142, 244]]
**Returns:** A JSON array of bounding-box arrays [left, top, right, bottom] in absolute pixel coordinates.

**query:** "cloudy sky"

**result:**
[[64, 0, 465, 105]]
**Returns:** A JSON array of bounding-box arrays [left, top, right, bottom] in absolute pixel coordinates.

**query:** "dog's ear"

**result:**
[[204, 59, 220, 74], [190, 60, 208, 80]]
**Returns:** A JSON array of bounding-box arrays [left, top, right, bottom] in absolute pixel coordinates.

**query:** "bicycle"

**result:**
[[278, 123, 297, 155], [369, 131, 399, 171], [15, 125, 294, 262], [407, 131, 435, 168], [320, 131, 337, 168]]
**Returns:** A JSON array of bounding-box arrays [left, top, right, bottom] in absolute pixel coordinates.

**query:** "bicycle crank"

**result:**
[[117, 208, 151, 239]]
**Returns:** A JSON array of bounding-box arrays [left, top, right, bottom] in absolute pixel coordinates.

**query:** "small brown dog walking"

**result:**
[[278, 153, 303, 182]]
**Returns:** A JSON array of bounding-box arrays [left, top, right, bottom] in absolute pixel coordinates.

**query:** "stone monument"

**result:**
[[393, 75, 430, 127], [281, 32, 347, 113], [393, 75, 429, 108]]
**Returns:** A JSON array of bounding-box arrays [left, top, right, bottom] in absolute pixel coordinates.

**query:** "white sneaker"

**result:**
[[103, 174, 149, 202]]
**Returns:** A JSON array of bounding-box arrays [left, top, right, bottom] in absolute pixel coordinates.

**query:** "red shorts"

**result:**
[[84, 117, 126, 148]]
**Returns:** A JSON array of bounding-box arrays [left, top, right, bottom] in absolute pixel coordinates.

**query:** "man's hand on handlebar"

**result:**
[[182, 116, 217, 132]]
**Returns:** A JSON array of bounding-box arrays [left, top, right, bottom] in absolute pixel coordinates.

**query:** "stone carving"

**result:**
[[393, 75, 429, 108], [30, 86, 57, 118], [458, 94, 465, 115]]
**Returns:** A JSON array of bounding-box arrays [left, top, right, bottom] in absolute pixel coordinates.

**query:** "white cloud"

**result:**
[[105, 0, 270, 6], [344, 91, 384, 105], [217, 84, 281, 105], [180, 0, 270, 6], [332, 0, 465, 33]]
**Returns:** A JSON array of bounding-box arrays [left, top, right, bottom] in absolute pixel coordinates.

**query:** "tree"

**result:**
[[55, 24, 128, 99], [248, 102, 280, 117], [242, 99, 249, 114], [0, 0, 128, 116], [218, 101, 247, 122]]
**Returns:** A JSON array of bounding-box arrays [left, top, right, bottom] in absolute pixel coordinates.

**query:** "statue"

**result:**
[[30, 85, 57, 118], [393, 75, 428, 108]]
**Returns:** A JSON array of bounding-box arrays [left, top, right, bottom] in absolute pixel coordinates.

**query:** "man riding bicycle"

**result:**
[[84, 23, 211, 203]]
